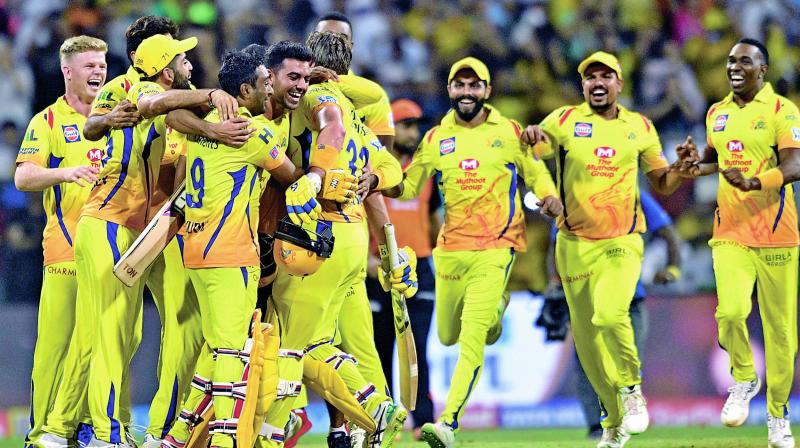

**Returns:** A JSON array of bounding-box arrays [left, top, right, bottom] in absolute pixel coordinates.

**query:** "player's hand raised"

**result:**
[[285, 174, 322, 225], [722, 168, 760, 191], [210, 117, 253, 148], [675, 135, 698, 163], [104, 100, 140, 129], [210, 89, 238, 121], [61, 165, 100, 187], [538, 195, 563, 218]]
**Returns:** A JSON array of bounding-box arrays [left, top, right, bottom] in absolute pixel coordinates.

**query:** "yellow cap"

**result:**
[[577, 51, 623, 80], [134, 34, 198, 77], [448, 57, 491, 84]]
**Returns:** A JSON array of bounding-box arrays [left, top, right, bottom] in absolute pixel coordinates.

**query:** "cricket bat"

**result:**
[[113, 180, 187, 287], [383, 223, 418, 411]]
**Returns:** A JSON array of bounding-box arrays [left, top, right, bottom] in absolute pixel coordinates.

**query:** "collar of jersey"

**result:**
[[718, 82, 775, 107], [441, 103, 502, 128], [54, 95, 80, 116], [125, 65, 141, 84], [574, 102, 636, 123]]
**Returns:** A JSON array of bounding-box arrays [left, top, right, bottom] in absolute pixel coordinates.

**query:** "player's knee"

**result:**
[[438, 328, 458, 346], [591, 309, 628, 329], [715, 305, 749, 324]]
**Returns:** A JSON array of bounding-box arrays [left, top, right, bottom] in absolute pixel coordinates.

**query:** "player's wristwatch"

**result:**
[[207, 89, 218, 109]]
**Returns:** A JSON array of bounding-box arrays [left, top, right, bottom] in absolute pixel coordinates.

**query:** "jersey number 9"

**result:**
[[187, 157, 204, 208]]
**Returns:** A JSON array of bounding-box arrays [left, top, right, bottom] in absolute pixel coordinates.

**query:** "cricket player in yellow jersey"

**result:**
[[14, 36, 107, 448], [162, 49, 309, 448], [526, 52, 688, 447], [262, 32, 408, 448], [385, 57, 561, 448], [674, 39, 800, 448]]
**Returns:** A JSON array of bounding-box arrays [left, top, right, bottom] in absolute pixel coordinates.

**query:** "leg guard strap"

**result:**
[[276, 380, 303, 399], [278, 349, 305, 360], [258, 423, 285, 443], [209, 418, 239, 435], [354, 384, 377, 406]]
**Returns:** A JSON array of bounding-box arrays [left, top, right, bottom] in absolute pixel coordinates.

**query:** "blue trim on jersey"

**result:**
[[160, 376, 179, 439], [106, 221, 121, 265], [203, 166, 248, 259], [504, 248, 516, 279], [175, 234, 184, 258], [627, 195, 639, 234], [241, 266, 248, 288], [498, 163, 517, 239], [100, 127, 134, 210], [451, 366, 481, 430], [773, 186, 786, 232], [48, 155, 73, 246], [244, 169, 259, 251], [141, 124, 159, 202], [107, 383, 121, 443]]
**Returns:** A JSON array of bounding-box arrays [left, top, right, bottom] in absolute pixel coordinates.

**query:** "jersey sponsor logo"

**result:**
[[19, 147, 39, 155], [593, 146, 616, 158], [574, 122, 592, 137], [62, 124, 81, 143], [714, 114, 729, 132], [186, 221, 206, 233], [86, 148, 103, 163], [726, 140, 744, 152], [792, 127, 800, 142], [439, 137, 456, 155], [316, 95, 337, 104], [269, 146, 279, 160], [459, 158, 480, 170]]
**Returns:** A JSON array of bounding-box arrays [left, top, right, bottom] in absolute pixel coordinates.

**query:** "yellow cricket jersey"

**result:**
[[16, 97, 107, 265], [90, 66, 140, 116], [184, 107, 288, 268], [82, 81, 168, 231], [536, 102, 668, 240], [706, 83, 800, 247], [340, 72, 396, 136], [298, 81, 372, 223], [400, 104, 557, 252]]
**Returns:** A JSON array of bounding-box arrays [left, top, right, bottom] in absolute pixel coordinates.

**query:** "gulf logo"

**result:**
[[726, 140, 744, 152], [86, 148, 103, 162], [714, 114, 729, 132], [439, 137, 456, 155], [62, 124, 81, 143], [459, 158, 479, 170], [594, 147, 616, 158], [269, 146, 280, 160], [574, 122, 592, 137]]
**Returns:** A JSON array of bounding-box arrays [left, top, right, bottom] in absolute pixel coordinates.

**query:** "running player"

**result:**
[[525, 51, 689, 447], [14, 35, 108, 448], [674, 38, 800, 448], [385, 57, 561, 448]]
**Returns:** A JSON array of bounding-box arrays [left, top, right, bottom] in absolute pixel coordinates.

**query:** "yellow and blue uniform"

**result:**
[[536, 101, 669, 429], [400, 104, 557, 429], [166, 107, 287, 448], [705, 83, 800, 418], [264, 81, 396, 441], [51, 80, 168, 444], [17, 97, 106, 447]]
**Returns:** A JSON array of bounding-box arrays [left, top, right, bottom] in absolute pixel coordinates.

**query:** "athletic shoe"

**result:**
[[419, 422, 454, 448], [123, 430, 138, 448], [349, 426, 367, 448], [141, 434, 161, 448], [588, 425, 603, 440], [619, 385, 649, 434], [486, 292, 510, 345], [38, 433, 70, 448], [596, 427, 629, 448], [327, 430, 350, 448], [284, 408, 312, 448], [368, 402, 408, 448], [769, 414, 796, 448], [721, 377, 761, 427]]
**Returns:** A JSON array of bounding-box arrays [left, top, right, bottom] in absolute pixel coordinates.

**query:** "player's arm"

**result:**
[[15, 162, 99, 191], [166, 109, 253, 148], [514, 119, 561, 217], [84, 100, 141, 141], [137, 88, 238, 119], [383, 131, 436, 199], [638, 119, 688, 195], [337, 74, 384, 108]]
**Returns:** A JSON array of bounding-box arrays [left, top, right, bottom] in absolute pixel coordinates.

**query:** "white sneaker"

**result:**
[[37, 433, 70, 448], [596, 426, 630, 448], [721, 377, 761, 427], [141, 434, 160, 448], [369, 401, 407, 448], [284, 411, 300, 441], [419, 422, 454, 448], [769, 414, 796, 448], [619, 385, 649, 434], [350, 426, 367, 448]]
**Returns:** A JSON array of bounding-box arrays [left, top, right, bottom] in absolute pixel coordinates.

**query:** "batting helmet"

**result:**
[[273, 216, 335, 277]]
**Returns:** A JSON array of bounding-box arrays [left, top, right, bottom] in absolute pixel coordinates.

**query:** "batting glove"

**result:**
[[378, 245, 418, 299], [322, 169, 358, 204], [286, 173, 322, 225]]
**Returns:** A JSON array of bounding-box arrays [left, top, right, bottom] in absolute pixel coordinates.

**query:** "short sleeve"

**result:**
[[774, 99, 800, 150], [250, 124, 286, 171], [534, 106, 568, 160], [90, 82, 124, 116], [637, 115, 669, 173], [126, 82, 165, 108], [399, 127, 438, 200], [16, 110, 54, 166]]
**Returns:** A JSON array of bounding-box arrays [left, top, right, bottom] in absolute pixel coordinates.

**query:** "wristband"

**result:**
[[207, 89, 218, 109], [755, 168, 784, 190], [666, 265, 681, 280], [305, 172, 322, 194], [310, 144, 339, 171]]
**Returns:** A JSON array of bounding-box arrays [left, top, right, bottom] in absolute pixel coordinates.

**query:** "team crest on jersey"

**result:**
[[439, 137, 456, 155], [714, 115, 729, 132], [726, 140, 744, 152], [316, 95, 337, 104], [269, 146, 280, 159], [62, 124, 81, 143], [574, 122, 592, 137]]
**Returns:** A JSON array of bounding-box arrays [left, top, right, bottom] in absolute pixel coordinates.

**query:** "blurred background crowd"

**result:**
[[1, 0, 800, 302]]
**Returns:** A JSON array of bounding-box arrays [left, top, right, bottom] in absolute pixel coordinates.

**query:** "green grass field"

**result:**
[[0, 426, 772, 448]]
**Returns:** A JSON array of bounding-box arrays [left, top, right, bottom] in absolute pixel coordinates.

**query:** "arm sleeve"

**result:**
[[517, 149, 557, 198], [533, 107, 566, 160], [337, 74, 384, 108], [399, 130, 437, 200], [16, 111, 54, 166], [90, 81, 125, 116], [775, 99, 800, 150], [638, 115, 669, 173], [126, 81, 165, 108], [250, 123, 287, 171]]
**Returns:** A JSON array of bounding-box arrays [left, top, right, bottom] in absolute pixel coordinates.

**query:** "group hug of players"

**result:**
[[13, 9, 800, 448]]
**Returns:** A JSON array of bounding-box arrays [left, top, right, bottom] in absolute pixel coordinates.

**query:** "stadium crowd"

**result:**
[[0, 0, 798, 302]]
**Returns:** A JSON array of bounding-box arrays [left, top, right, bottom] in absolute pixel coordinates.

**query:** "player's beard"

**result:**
[[451, 95, 485, 122], [172, 71, 191, 90]]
